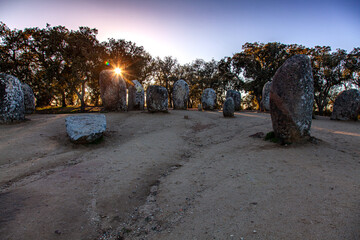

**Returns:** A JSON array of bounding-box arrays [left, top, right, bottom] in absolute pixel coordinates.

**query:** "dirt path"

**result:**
[[0, 111, 359, 240]]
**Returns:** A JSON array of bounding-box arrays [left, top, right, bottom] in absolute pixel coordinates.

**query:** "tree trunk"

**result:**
[[169, 92, 173, 108], [94, 94, 100, 107], [80, 82, 86, 112], [61, 90, 67, 107], [73, 81, 87, 112], [318, 106, 324, 116], [255, 94, 262, 110]]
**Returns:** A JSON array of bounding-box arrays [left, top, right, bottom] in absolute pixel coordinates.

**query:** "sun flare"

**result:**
[[114, 68, 122, 74]]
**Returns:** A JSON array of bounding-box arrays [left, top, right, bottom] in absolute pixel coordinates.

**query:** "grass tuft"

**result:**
[[264, 131, 280, 143]]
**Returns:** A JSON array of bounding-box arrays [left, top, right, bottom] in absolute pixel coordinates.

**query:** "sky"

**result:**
[[1, 0, 359, 64]]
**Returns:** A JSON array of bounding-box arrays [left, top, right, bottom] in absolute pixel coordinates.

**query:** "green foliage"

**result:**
[[103, 38, 152, 84], [0, 22, 151, 111], [311, 46, 355, 115], [148, 56, 181, 107], [231, 42, 309, 108], [345, 48, 360, 88], [1, 21, 358, 113], [264, 131, 280, 143]]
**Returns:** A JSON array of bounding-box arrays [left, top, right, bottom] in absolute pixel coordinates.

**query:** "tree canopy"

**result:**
[[0, 21, 359, 114]]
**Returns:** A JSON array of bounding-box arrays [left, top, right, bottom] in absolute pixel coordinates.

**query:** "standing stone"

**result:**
[[0, 73, 25, 123], [226, 90, 241, 111], [99, 70, 127, 111], [201, 88, 216, 110], [21, 83, 36, 114], [223, 97, 235, 117], [198, 104, 202, 111], [261, 81, 272, 111], [128, 80, 144, 110], [270, 55, 314, 144], [146, 85, 168, 112], [173, 79, 189, 110], [65, 114, 106, 143], [331, 89, 360, 121]]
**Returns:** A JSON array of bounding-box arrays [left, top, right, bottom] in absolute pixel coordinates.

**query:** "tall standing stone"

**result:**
[[201, 88, 216, 110], [128, 80, 144, 110], [223, 97, 235, 117], [330, 89, 360, 121], [99, 70, 127, 111], [270, 55, 314, 144], [21, 83, 36, 114], [0, 73, 25, 123], [173, 79, 189, 110], [261, 81, 272, 111], [226, 90, 241, 111], [146, 85, 168, 112]]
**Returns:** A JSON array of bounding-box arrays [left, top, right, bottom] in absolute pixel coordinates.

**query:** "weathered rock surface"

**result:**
[[201, 88, 216, 110], [146, 85, 168, 112], [270, 55, 314, 143], [261, 81, 272, 111], [173, 80, 189, 110], [331, 89, 360, 121], [0, 73, 25, 123], [223, 97, 235, 117], [99, 70, 127, 111], [65, 114, 106, 143], [226, 90, 241, 111], [21, 83, 36, 114], [128, 80, 144, 110]]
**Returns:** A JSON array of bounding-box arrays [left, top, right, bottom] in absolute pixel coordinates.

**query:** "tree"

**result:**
[[345, 48, 360, 88], [231, 42, 290, 108], [216, 57, 244, 105], [0, 22, 38, 92], [2, 21, 357, 113], [181, 59, 220, 108], [181, 60, 203, 107], [103, 38, 152, 85], [311, 46, 351, 115], [151, 56, 181, 107], [29, 24, 70, 106], [62, 27, 105, 111]]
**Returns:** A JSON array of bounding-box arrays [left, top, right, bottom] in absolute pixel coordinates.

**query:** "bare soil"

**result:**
[[0, 110, 359, 240]]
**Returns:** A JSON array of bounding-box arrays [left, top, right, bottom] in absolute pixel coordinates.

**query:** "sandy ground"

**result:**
[[0, 110, 359, 240]]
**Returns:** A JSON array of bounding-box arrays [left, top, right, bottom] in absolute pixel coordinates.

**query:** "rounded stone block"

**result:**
[[201, 88, 216, 110], [146, 85, 168, 113], [223, 97, 235, 117], [226, 90, 241, 111], [128, 80, 144, 110], [173, 79, 189, 110], [0, 73, 25, 123], [331, 89, 360, 121]]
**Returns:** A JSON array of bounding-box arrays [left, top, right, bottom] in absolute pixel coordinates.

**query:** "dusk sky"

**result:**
[[1, 0, 359, 64]]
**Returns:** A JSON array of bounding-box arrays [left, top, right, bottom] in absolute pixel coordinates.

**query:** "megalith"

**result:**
[[201, 88, 216, 110], [270, 55, 314, 143], [0, 73, 25, 123], [99, 70, 127, 111], [146, 85, 168, 112], [128, 80, 144, 110], [226, 90, 241, 111], [261, 81, 272, 111], [330, 89, 360, 121], [21, 83, 36, 114], [173, 79, 189, 110], [223, 97, 235, 117]]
